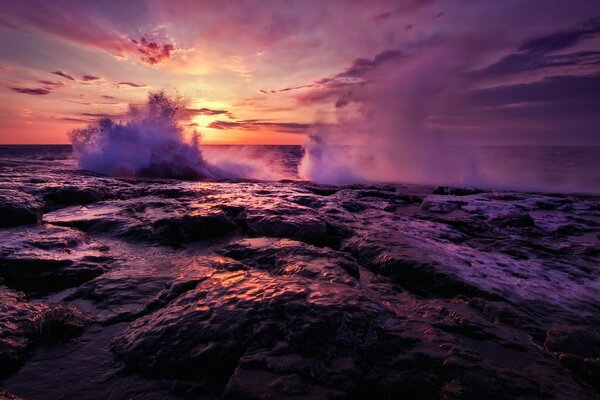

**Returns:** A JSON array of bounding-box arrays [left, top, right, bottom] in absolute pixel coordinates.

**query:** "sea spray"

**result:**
[[69, 91, 295, 181], [70, 91, 221, 179]]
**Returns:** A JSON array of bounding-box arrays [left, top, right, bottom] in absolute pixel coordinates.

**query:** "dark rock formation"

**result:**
[[0, 225, 111, 293], [0, 156, 599, 399], [0, 190, 43, 227], [0, 285, 89, 377]]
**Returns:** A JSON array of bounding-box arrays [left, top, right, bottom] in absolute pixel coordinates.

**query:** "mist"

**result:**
[[69, 92, 291, 181], [298, 39, 600, 193]]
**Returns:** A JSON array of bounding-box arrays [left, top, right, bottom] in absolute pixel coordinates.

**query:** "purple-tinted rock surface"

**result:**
[[0, 155, 599, 399]]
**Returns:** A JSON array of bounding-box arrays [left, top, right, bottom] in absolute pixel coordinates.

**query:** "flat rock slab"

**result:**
[[0, 190, 43, 227], [0, 225, 112, 292], [0, 285, 89, 377]]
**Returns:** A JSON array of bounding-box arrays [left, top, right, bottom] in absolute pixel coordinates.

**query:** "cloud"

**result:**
[[519, 17, 600, 54], [81, 112, 125, 119], [51, 70, 75, 80], [335, 50, 403, 79], [11, 87, 51, 95], [61, 116, 93, 123], [477, 17, 600, 78], [0, 2, 177, 66], [82, 74, 101, 81], [209, 119, 309, 134], [466, 74, 600, 107], [261, 49, 403, 100], [130, 35, 175, 65], [117, 81, 148, 88], [38, 80, 65, 87], [101, 95, 116, 100], [183, 107, 233, 118]]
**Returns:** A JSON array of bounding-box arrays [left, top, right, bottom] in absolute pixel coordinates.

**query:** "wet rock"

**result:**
[[43, 201, 141, 236], [152, 209, 237, 241], [343, 229, 492, 299], [42, 185, 116, 210], [110, 265, 595, 399], [111, 269, 386, 396], [420, 196, 466, 214], [36, 304, 90, 343], [45, 197, 238, 243], [66, 270, 172, 324], [433, 186, 482, 196], [222, 237, 359, 284], [0, 225, 110, 292], [0, 190, 43, 227], [491, 213, 536, 228], [545, 324, 600, 390], [545, 324, 600, 358], [303, 184, 339, 196], [0, 285, 89, 377], [0, 387, 22, 399], [340, 200, 368, 213], [245, 212, 328, 245]]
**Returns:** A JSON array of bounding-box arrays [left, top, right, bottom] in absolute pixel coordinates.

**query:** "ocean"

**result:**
[[0, 144, 598, 193]]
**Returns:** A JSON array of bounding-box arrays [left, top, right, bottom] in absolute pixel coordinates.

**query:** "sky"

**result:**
[[0, 0, 598, 145]]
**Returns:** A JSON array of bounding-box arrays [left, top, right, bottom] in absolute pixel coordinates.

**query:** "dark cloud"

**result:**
[[131, 36, 175, 65], [478, 17, 600, 77], [61, 116, 93, 123], [265, 49, 402, 97], [82, 74, 101, 81], [372, 1, 433, 22], [81, 112, 125, 120], [478, 50, 600, 77], [51, 70, 75, 81], [337, 50, 403, 79], [117, 81, 147, 88], [519, 17, 600, 54], [38, 80, 65, 87], [431, 74, 600, 143], [260, 84, 314, 95], [466, 74, 600, 107], [209, 119, 309, 134], [185, 107, 232, 117], [11, 87, 50, 95], [101, 95, 116, 100]]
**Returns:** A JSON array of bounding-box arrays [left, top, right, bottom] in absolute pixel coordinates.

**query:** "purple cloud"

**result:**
[[117, 81, 147, 88], [209, 119, 309, 134], [11, 87, 51, 95], [82, 74, 101, 81], [51, 70, 75, 81]]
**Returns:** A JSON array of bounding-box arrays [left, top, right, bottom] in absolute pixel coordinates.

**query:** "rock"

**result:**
[[45, 197, 238, 243], [245, 212, 328, 245], [42, 185, 116, 210], [222, 237, 359, 285], [545, 324, 600, 390], [0, 190, 43, 227], [343, 229, 493, 299], [420, 196, 466, 214], [0, 387, 23, 399], [0, 285, 88, 377], [0, 225, 111, 292], [151, 209, 237, 241], [302, 184, 339, 196], [433, 186, 482, 196], [65, 269, 173, 324], [111, 268, 387, 396], [491, 213, 536, 228], [545, 324, 600, 358]]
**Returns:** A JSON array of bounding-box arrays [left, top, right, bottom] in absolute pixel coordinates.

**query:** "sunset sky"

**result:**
[[0, 0, 599, 145]]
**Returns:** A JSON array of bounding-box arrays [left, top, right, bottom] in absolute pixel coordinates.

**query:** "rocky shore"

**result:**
[[1, 163, 599, 399]]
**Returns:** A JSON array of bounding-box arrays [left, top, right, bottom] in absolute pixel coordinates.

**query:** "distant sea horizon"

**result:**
[[1, 144, 599, 193]]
